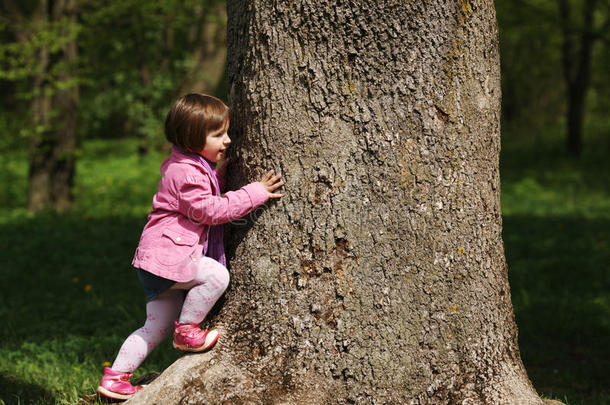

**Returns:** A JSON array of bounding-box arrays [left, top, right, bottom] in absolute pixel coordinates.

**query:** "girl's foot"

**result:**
[[97, 367, 144, 400], [173, 321, 219, 352]]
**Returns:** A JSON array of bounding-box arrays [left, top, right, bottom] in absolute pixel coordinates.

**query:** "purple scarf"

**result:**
[[174, 146, 226, 266]]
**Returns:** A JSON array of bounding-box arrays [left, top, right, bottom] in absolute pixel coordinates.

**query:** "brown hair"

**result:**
[[164, 93, 230, 153]]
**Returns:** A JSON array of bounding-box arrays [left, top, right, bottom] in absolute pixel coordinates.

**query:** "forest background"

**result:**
[[0, 0, 608, 404]]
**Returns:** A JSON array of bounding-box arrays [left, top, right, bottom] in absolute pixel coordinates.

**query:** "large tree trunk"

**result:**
[[129, 1, 544, 403], [27, 0, 79, 212]]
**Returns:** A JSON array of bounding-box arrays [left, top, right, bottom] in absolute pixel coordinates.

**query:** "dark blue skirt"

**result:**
[[136, 268, 177, 303]]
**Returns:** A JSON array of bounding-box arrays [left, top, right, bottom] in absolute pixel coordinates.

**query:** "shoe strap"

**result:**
[[119, 372, 132, 382], [185, 327, 207, 339]]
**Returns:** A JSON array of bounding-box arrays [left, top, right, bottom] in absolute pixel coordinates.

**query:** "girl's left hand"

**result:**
[[216, 157, 230, 179], [260, 169, 284, 198]]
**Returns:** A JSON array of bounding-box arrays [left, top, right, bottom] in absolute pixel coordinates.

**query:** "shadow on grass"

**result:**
[[499, 126, 610, 199], [0, 373, 55, 405], [0, 213, 182, 404], [0, 213, 149, 346], [504, 214, 610, 404]]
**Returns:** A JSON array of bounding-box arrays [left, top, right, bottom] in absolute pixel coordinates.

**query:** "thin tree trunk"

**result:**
[[566, 82, 586, 157], [27, 0, 79, 212], [50, 0, 79, 212], [129, 1, 545, 403], [560, 0, 596, 157], [27, 0, 53, 212]]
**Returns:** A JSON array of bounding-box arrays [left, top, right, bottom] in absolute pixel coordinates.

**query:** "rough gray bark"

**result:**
[[129, 1, 545, 403]]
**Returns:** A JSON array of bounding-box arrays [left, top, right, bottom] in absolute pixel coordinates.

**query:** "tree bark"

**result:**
[[27, 0, 79, 212], [129, 1, 544, 403]]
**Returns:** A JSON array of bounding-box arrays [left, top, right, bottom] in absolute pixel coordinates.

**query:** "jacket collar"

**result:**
[[169, 146, 202, 166], [168, 146, 219, 193]]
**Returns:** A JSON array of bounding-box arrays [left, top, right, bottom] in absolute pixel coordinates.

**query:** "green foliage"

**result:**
[[0, 3, 81, 162], [496, 0, 609, 132], [77, 0, 227, 145], [0, 0, 227, 157], [496, 0, 564, 126], [0, 18, 79, 82]]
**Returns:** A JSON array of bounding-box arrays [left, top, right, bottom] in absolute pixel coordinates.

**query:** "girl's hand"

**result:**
[[260, 169, 284, 198]]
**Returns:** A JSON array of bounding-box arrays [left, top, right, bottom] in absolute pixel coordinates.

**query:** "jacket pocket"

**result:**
[[155, 228, 199, 266]]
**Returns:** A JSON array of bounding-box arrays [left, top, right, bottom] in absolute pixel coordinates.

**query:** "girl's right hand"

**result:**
[[260, 170, 284, 198]]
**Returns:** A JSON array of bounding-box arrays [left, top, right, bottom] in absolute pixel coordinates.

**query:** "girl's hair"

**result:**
[[164, 93, 230, 153]]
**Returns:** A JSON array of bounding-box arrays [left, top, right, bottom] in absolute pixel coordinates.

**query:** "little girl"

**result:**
[[97, 94, 284, 400]]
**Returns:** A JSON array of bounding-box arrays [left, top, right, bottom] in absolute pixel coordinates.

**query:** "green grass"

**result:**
[[501, 125, 610, 405], [0, 129, 608, 404], [0, 139, 181, 405]]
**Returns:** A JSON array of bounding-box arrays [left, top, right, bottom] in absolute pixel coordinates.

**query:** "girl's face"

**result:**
[[201, 122, 231, 162]]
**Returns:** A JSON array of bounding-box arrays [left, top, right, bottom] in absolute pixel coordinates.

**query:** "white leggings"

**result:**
[[111, 257, 229, 372]]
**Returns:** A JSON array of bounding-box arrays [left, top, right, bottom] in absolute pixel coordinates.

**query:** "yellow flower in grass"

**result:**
[[84, 284, 92, 292], [72, 277, 79, 283], [102, 361, 111, 367]]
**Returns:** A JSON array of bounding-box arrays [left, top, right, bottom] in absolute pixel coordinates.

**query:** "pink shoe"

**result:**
[[173, 321, 219, 352], [97, 367, 143, 400]]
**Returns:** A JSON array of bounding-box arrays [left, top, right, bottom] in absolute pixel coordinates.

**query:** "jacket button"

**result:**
[[192, 257, 197, 261], [176, 236, 181, 242]]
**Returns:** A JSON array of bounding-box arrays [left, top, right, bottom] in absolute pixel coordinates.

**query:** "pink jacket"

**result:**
[[132, 148, 269, 282]]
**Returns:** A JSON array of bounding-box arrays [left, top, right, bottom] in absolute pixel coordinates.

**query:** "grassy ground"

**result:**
[[0, 130, 608, 404], [501, 125, 610, 405], [0, 140, 180, 405]]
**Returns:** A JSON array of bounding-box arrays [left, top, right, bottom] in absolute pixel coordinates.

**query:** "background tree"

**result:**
[[127, 1, 549, 403], [1, 0, 79, 212], [558, 0, 609, 157], [0, 0, 227, 211], [496, 0, 609, 156]]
